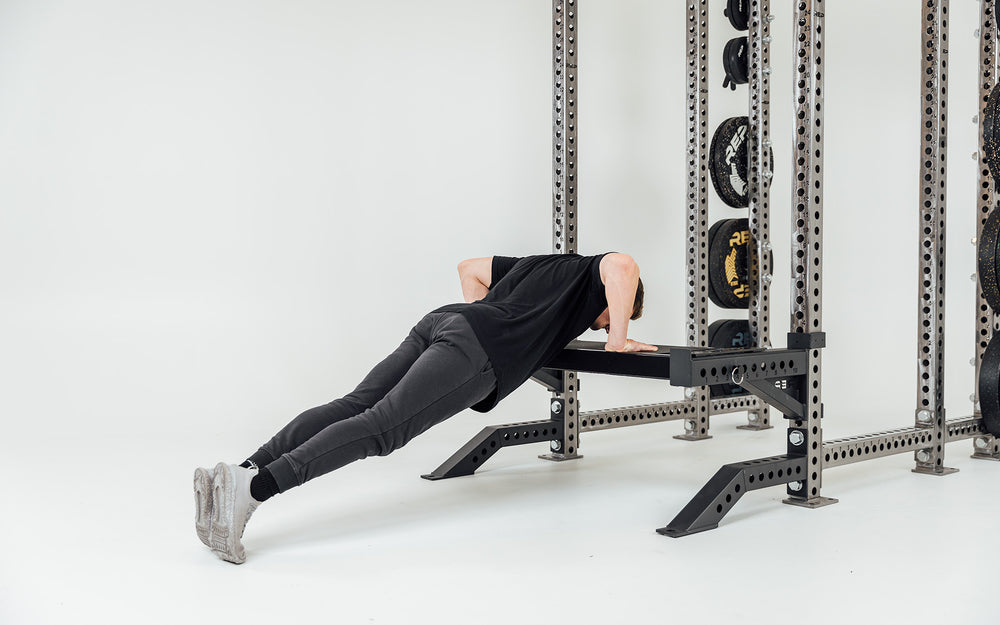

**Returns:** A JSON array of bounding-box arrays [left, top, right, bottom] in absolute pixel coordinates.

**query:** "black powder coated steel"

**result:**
[[657, 455, 808, 537], [421, 419, 566, 480]]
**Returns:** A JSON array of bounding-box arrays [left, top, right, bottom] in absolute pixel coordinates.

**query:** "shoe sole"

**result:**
[[209, 462, 246, 564], [193, 467, 213, 548]]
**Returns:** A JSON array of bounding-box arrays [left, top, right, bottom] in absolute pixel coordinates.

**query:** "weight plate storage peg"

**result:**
[[978, 333, 1000, 436], [724, 0, 749, 31], [722, 36, 748, 90], [708, 218, 750, 309], [977, 207, 1000, 312], [709, 117, 774, 209], [708, 319, 752, 398]]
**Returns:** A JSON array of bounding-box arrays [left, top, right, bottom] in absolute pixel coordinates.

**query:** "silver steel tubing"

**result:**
[[914, 0, 950, 473]]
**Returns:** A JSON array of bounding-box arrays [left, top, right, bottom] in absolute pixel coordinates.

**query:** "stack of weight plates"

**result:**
[[977, 84, 1000, 436]]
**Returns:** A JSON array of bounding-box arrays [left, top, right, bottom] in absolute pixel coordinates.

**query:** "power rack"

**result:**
[[423, 0, 1000, 536]]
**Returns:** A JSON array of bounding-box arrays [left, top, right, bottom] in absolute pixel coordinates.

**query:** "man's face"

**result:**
[[590, 308, 611, 333]]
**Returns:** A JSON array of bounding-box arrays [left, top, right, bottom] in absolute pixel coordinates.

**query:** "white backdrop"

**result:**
[[0, 0, 985, 440], [1, 1, 994, 622]]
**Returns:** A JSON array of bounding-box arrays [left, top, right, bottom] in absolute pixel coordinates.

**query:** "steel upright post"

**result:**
[[740, 0, 774, 432], [541, 0, 583, 463], [783, 0, 836, 508], [973, 0, 1000, 461], [676, 0, 713, 442], [913, 0, 957, 476]]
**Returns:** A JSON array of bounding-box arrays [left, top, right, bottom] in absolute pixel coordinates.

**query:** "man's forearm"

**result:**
[[605, 266, 639, 349], [461, 276, 489, 303]]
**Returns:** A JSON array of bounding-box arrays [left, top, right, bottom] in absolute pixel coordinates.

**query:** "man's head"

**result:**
[[590, 276, 645, 332]]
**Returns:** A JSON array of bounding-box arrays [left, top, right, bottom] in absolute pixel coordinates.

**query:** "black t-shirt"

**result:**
[[433, 252, 613, 412]]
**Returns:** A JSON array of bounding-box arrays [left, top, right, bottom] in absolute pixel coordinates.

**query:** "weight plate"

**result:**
[[708, 319, 751, 398], [710, 116, 774, 209], [722, 37, 748, 90], [979, 333, 1000, 436], [725, 0, 749, 31], [985, 85, 1000, 182], [708, 218, 750, 309], [978, 207, 1000, 312]]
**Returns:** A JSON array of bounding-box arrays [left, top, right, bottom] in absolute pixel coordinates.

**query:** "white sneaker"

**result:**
[[209, 462, 261, 564], [193, 467, 214, 548]]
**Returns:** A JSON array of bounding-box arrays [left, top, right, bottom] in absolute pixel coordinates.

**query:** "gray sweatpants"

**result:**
[[252, 311, 497, 493]]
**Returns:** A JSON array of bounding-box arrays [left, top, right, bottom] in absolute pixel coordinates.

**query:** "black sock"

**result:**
[[250, 467, 280, 502], [240, 449, 275, 470]]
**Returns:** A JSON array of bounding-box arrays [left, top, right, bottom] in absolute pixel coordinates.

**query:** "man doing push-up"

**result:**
[[194, 252, 655, 563]]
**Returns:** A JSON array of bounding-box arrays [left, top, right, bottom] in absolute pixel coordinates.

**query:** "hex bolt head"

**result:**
[[788, 481, 803, 492], [762, 273, 773, 284], [974, 114, 980, 125], [973, 152, 980, 161], [684, 387, 697, 400], [972, 236, 978, 246], [970, 393, 978, 403], [975, 28, 981, 39], [789, 431, 805, 446], [917, 409, 932, 423], [765, 14, 775, 22], [916, 449, 931, 463], [551, 440, 562, 452], [762, 36, 773, 44], [748, 412, 759, 422], [971, 358, 977, 367], [975, 437, 990, 450], [551, 401, 562, 414], [685, 420, 697, 432], [971, 273, 978, 282]]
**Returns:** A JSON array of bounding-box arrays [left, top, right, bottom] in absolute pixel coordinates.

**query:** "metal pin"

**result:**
[[972, 236, 978, 246], [971, 357, 977, 366], [975, 28, 981, 39], [970, 393, 977, 403], [972, 273, 978, 282], [974, 115, 980, 125], [973, 151, 980, 160]]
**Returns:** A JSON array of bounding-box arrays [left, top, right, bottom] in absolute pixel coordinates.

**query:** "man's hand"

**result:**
[[605, 338, 658, 353]]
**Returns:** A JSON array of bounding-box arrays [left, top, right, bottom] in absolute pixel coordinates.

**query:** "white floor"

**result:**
[[3, 401, 997, 625]]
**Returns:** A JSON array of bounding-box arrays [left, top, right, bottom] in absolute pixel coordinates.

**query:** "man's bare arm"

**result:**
[[458, 257, 492, 303], [600, 253, 656, 352]]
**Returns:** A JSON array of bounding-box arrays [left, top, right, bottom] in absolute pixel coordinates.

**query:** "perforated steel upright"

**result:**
[[784, 0, 835, 507], [743, 0, 774, 432], [541, 0, 583, 462], [973, 0, 1000, 461], [913, 0, 956, 476], [679, 0, 712, 442]]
